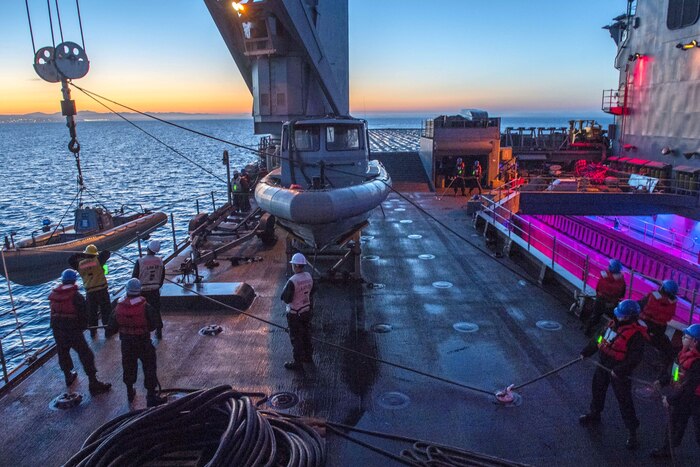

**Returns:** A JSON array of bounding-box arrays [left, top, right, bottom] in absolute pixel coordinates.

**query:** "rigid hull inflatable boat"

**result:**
[[254, 117, 391, 248], [1, 208, 167, 286]]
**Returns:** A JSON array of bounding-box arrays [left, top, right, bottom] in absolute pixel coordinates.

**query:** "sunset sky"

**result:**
[[2, 0, 624, 116]]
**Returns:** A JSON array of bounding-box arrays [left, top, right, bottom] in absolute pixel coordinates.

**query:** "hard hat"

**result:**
[[474, 160, 480, 166], [125, 278, 142, 296], [84, 244, 98, 255], [61, 269, 78, 283], [241, 168, 247, 175], [613, 299, 640, 319], [684, 324, 700, 340], [608, 259, 622, 274], [456, 157, 463, 164], [289, 253, 307, 265], [147, 240, 161, 253], [661, 279, 679, 296]]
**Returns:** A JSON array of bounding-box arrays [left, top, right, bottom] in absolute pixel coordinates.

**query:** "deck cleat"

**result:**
[[495, 384, 516, 404]]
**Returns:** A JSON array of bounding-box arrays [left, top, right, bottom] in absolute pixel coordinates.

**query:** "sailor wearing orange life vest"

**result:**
[[579, 299, 649, 450], [280, 253, 315, 371], [132, 240, 165, 339], [49, 269, 111, 395], [69, 244, 111, 338], [582, 259, 626, 336], [650, 324, 700, 458], [107, 278, 166, 407], [639, 279, 678, 379], [468, 160, 483, 196]]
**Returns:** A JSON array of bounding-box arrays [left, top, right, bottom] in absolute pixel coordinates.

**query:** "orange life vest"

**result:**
[[115, 296, 149, 336], [640, 291, 677, 325], [595, 270, 626, 302], [672, 347, 700, 396], [598, 320, 648, 361], [49, 284, 79, 319]]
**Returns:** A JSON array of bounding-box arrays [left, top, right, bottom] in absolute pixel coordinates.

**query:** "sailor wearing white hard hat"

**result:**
[[132, 240, 165, 339], [280, 253, 315, 371]]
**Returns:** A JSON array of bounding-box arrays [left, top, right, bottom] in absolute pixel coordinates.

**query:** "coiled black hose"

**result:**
[[65, 385, 529, 467], [62, 385, 325, 467]]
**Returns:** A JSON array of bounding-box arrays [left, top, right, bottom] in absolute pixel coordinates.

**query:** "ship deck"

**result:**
[[1, 192, 698, 466]]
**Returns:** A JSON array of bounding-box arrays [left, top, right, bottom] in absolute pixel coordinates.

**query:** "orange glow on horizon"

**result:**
[[0, 79, 254, 115]]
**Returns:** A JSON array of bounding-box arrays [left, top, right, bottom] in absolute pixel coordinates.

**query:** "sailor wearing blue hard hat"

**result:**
[[582, 258, 626, 336], [107, 278, 166, 407], [639, 279, 679, 381], [650, 323, 700, 458], [579, 299, 648, 450], [48, 269, 111, 395]]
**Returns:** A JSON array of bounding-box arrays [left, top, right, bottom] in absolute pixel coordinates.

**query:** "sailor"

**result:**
[[452, 157, 466, 197], [579, 299, 648, 449], [468, 160, 483, 196], [582, 259, 626, 336], [107, 278, 166, 407], [69, 244, 111, 339], [650, 324, 700, 458], [231, 171, 242, 212], [639, 279, 678, 380], [49, 269, 111, 395], [239, 168, 251, 212], [281, 253, 315, 371], [132, 240, 165, 339]]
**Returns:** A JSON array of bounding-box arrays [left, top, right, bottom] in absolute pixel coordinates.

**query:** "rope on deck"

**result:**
[[63, 385, 325, 467]]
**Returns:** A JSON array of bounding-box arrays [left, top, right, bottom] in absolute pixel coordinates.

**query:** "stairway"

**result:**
[[373, 151, 432, 192]]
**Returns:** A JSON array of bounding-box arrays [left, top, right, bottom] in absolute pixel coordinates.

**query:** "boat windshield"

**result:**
[[293, 126, 320, 151], [326, 125, 361, 151]]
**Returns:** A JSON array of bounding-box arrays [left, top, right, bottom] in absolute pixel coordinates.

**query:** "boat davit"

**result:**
[[1, 207, 167, 286], [254, 117, 391, 248]]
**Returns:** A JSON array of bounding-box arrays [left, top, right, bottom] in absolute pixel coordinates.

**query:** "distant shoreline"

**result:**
[[0, 111, 252, 124], [0, 110, 611, 124]]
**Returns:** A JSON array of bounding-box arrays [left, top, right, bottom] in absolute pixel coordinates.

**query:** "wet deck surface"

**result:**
[[1, 192, 698, 466]]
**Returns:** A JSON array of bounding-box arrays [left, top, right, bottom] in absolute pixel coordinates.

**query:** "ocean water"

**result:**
[[0, 119, 259, 374], [0, 114, 604, 374]]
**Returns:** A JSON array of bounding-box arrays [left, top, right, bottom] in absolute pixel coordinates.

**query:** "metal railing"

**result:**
[[0, 187, 250, 384], [0, 249, 30, 385], [479, 184, 699, 328], [594, 215, 700, 263], [517, 172, 700, 198]]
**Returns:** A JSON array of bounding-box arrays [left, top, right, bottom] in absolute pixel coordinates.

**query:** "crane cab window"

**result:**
[[667, 0, 700, 29], [326, 125, 361, 151], [293, 126, 320, 151]]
